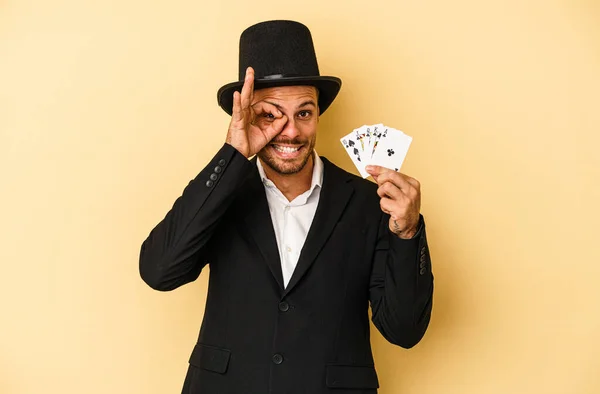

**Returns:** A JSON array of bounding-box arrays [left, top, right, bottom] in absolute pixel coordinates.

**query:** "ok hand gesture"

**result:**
[[226, 67, 288, 158]]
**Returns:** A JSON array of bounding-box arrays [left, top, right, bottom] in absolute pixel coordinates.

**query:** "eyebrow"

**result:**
[[298, 100, 317, 109]]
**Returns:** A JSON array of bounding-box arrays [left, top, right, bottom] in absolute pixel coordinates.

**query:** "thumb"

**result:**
[[366, 165, 384, 183], [366, 165, 383, 176]]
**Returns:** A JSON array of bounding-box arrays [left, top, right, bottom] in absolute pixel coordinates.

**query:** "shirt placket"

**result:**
[[282, 204, 292, 286]]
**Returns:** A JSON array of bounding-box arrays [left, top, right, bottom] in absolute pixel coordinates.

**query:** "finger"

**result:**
[[379, 196, 393, 215], [377, 181, 404, 201], [240, 67, 254, 110], [380, 197, 402, 217], [380, 197, 407, 221], [376, 170, 414, 194], [366, 165, 418, 191], [248, 68, 255, 107], [251, 101, 283, 118], [365, 165, 391, 181], [366, 165, 399, 187], [405, 176, 420, 190], [231, 91, 243, 122]]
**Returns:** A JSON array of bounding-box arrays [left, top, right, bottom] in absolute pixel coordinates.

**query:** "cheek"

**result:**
[[299, 121, 318, 141]]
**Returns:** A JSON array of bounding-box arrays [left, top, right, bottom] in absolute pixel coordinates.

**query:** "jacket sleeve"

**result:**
[[369, 214, 434, 348], [139, 143, 254, 291]]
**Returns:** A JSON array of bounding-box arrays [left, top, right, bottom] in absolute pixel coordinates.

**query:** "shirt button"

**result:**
[[214, 166, 222, 173], [205, 180, 214, 187], [286, 246, 292, 253], [209, 173, 218, 181], [272, 353, 284, 364], [218, 159, 227, 166], [278, 301, 290, 312]]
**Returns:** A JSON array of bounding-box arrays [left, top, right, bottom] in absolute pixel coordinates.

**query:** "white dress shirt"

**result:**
[[256, 152, 323, 288]]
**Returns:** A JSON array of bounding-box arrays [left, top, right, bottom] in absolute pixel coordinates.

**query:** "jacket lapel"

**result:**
[[242, 164, 285, 291], [283, 158, 354, 295]]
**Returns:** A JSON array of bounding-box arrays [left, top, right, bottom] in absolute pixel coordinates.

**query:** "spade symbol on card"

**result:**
[[342, 139, 361, 162]]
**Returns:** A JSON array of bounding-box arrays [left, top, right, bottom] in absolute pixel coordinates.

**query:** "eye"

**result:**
[[298, 110, 312, 119], [263, 112, 275, 120]]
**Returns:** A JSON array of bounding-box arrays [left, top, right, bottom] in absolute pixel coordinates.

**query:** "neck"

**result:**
[[260, 153, 315, 202]]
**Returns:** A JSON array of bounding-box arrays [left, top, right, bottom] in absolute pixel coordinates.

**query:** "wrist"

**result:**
[[395, 227, 417, 239], [225, 141, 249, 158], [390, 216, 422, 239]]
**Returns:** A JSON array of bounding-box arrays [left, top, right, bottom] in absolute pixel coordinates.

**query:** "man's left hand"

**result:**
[[366, 165, 421, 239]]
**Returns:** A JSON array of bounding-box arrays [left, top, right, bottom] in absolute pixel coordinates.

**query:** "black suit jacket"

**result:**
[[139, 144, 434, 394]]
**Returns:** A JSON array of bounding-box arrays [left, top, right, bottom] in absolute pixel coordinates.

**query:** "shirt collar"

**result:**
[[256, 150, 324, 193]]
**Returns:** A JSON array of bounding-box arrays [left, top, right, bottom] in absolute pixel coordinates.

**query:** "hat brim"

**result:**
[[217, 76, 341, 116]]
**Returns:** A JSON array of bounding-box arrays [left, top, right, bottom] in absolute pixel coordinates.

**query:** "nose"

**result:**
[[278, 117, 300, 140]]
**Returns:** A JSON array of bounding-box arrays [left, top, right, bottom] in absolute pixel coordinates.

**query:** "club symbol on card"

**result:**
[[387, 148, 395, 156]]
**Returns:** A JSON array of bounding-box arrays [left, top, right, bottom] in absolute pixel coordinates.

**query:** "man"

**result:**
[[139, 20, 433, 394]]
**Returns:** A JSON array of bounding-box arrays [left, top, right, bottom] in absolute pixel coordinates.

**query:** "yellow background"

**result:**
[[2, 0, 599, 393]]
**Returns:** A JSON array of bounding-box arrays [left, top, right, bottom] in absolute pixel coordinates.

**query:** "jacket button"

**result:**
[[278, 301, 289, 312], [218, 159, 227, 166], [205, 180, 214, 187], [420, 267, 426, 275], [214, 166, 222, 173], [210, 173, 218, 181], [420, 261, 426, 269], [272, 353, 284, 364]]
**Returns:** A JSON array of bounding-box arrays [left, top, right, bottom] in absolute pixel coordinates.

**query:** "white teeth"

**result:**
[[273, 145, 300, 153]]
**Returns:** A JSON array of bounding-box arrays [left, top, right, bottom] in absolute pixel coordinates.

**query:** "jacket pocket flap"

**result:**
[[326, 365, 379, 389], [189, 343, 231, 374]]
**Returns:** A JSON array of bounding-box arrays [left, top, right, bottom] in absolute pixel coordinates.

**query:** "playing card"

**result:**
[[365, 123, 383, 160], [370, 128, 412, 172], [341, 124, 412, 178], [353, 126, 368, 153], [340, 130, 370, 178], [370, 124, 388, 159]]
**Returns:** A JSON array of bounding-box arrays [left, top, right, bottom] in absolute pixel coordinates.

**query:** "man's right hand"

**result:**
[[226, 67, 288, 158]]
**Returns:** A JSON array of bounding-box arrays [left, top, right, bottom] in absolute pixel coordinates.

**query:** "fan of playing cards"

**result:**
[[340, 124, 412, 178]]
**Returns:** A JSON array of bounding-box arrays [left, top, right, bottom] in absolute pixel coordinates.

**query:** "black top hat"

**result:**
[[217, 20, 342, 115]]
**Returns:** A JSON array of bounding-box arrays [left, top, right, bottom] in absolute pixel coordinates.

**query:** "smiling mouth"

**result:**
[[272, 144, 302, 153]]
